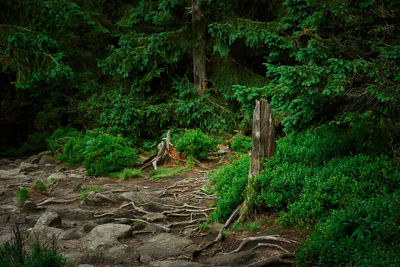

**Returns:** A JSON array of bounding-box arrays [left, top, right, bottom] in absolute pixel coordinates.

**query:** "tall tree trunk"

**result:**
[[241, 99, 275, 219], [192, 0, 206, 94]]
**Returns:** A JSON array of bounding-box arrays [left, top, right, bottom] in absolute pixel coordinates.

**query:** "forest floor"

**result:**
[[0, 151, 304, 266]]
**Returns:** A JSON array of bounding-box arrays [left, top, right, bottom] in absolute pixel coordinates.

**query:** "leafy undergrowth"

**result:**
[[210, 118, 400, 265]]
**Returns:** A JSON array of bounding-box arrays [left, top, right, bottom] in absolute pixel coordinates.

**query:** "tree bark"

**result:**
[[192, 0, 206, 93]]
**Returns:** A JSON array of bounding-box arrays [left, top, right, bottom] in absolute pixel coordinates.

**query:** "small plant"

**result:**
[[33, 180, 48, 194], [245, 221, 259, 232], [176, 129, 217, 160], [199, 222, 210, 232], [149, 167, 186, 180], [111, 168, 144, 180], [16, 188, 30, 206], [232, 221, 244, 231], [80, 185, 104, 199], [230, 135, 252, 153]]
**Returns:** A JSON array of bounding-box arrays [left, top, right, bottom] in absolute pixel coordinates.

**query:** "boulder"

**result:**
[[59, 228, 84, 240], [29, 226, 63, 245], [138, 233, 197, 264], [34, 211, 61, 228], [81, 223, 132, 250], [101, 244, 140, 264], [57, 208, 94, 220]]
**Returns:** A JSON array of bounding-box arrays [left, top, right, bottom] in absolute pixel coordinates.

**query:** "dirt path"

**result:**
[[0, 152, 301, 266]]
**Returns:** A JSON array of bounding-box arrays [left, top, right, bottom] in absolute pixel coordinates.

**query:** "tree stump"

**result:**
[[241, 99, 275, 219], [140, 130, 173, 170]]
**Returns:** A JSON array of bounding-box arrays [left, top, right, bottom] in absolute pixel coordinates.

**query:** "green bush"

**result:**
[[297, 193, 400, 266], [58, 129, 138, 176], [47, 127, 81, 152], [210, 155, 250, 222], [230, 135, 252, 153], [176, 129, 217, 160]]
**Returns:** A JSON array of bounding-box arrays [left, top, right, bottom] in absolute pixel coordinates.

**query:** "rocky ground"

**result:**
[[0, 151, 301, 266]]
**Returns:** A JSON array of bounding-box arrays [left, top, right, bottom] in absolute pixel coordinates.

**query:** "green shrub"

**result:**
[[230, 135, 252, 153], [111, 168, 144, 180], [210, 155, 250, 222], [33, 180, 48, 194], [16, 188, 30, 206], [47, 127, 81, 152], [176, 129, 217, 160], [296, 193, 400, 266], [58, 129, 138, 176]]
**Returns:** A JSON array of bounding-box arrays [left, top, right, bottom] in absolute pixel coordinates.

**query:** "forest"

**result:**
[[1, 0, 400, 266]]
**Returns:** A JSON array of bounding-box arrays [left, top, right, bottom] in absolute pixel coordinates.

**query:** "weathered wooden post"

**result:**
[[241, 99, 275, 219]]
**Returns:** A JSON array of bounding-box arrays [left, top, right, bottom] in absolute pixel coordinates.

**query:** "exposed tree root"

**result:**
[[229, 235, 299, 254], [243, 254, 296, 267]]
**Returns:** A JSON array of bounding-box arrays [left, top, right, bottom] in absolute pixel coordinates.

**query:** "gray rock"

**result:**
[[63, 251, 90, 266], [101, 244, 140, 264], [29, 226, 63, 245], [81, 223, 132, 250], [149, 260, 203, 267], [138, 233, 197, 264], [34, 212, 61, 228], [19, 162, 39, 173], [82, 222, 97, 233], [204, 251, 256, 266], [59, 228, 84, 240], [57, 208, 94, 220]]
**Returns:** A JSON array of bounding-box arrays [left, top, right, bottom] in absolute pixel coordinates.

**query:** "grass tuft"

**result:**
[[111, 168, 144, 180]]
